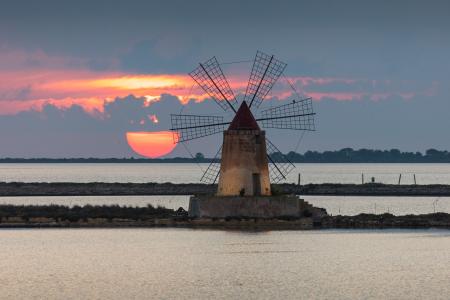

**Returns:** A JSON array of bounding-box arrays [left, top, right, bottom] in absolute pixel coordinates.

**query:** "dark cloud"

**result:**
[[0, 93, 237, 158], [119, 37, 202, 73], [2, 0, 449, 80], [1, 90, 450, 158]]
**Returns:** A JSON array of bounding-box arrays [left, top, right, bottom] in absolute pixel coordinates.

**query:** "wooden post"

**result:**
[[398, 174, 402, 185], [297, 173, 301, 185], [433, 199, 439, 213], [414, 174, 417, 185], [361, 173, 364, 184]]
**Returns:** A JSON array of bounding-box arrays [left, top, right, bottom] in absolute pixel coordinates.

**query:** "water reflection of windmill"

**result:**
[[171, 51, 315, 197]]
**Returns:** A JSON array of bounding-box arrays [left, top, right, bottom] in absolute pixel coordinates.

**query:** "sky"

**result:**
[[0, 0, 449, 158]]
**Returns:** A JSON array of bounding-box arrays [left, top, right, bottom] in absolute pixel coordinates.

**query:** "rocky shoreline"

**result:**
[[1, 204, 449, 230], [3, 182, 450, 196]]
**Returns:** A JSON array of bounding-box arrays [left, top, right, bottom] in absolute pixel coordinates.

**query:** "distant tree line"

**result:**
[[271, 148, 450, 163], [2, 148, 450, 163]]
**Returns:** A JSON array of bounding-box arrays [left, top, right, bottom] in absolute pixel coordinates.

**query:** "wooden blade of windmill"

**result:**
[[189, 56, 238, 113], [200, 145, 222, 184], [256, 98, 316, 131], [266, 138, 295, 183], [170, 114, 230, 143], [244, 50, 287, 110]]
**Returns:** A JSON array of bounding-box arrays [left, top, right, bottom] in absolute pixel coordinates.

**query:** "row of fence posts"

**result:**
[[398, 173, 417, 185], [296, 173, 418, 185], [361, 173, 417, 185], [336, 200, 440, 215], [296, 173, 440, 214], [360, 174, 376, 184]]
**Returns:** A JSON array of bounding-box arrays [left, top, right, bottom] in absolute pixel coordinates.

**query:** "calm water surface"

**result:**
[[1, 195, 449, 216], [1, 229, 449, 300], [2, 164, 450, 299], [2, 163, 450, 184]]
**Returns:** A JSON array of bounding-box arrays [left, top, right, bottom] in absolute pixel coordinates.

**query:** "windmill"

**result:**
[[170, 51, 315, 197]]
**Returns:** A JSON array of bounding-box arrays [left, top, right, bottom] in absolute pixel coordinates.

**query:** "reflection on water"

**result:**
[[0, 229, 449, 299], [2, 163, 450, 184], [0, 195, 449, 216]]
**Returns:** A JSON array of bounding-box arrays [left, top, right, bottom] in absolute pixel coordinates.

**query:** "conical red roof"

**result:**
[[228, 101, 260, 130]]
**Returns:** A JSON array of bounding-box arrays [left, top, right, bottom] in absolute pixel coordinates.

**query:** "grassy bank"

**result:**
[[1, 204, 449, 229]]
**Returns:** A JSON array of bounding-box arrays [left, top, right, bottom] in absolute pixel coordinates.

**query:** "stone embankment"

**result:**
[[285, 183, 450, 196], [1, 204, 449, 229], [2, 182, 450, 196], [321, 213, 450, 229]]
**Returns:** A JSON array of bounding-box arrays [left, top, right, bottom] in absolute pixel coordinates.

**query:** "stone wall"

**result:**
[[188, 194, 326, 218]]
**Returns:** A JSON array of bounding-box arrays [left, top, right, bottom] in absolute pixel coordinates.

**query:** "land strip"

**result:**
[[2, 182, 450, 196], [0, 204, 449, 229]]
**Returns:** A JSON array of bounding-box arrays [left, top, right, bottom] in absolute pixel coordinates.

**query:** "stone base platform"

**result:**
[[188, 194, 327, 219]]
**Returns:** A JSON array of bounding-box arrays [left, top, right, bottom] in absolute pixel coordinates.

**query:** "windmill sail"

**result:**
[[200, 145, 222, 184], [244, 51, 287, 110], [189, 56, 238, 112], [258, 98, 315, 131], [170, 114, 229, 143], [266, 138, 295, 183], [173, 52, 314, 188]]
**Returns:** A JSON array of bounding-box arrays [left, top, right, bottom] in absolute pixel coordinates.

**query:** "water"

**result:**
[[0, 195, 449, 216], [2, 163, 450, 184], [306, 196, 450, 216], [1, 164, 450, 299], [0, 229, 449, 300]]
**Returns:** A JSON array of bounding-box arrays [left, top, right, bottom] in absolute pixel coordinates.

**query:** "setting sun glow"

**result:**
[[126, 131, 177, 158]]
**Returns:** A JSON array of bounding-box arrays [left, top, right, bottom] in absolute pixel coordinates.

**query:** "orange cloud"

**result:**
[[148, 114, 159, 123], [0, 71, 198, 115], [0, 65, 255, 114], [0, 47, 432, 115]]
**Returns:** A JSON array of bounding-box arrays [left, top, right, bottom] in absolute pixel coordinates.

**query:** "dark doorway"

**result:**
[[252, 173, 261, 196]]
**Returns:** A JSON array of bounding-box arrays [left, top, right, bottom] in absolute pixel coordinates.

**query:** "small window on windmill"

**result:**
[[255, 134, 261, 144]]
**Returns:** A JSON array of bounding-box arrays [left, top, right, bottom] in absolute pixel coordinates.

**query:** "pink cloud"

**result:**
[[306, 92, 365, 101], [0, 47, 437, 115]]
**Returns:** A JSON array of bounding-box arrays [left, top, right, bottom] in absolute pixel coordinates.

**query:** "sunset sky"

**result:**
[[1, 0, 449, 158]]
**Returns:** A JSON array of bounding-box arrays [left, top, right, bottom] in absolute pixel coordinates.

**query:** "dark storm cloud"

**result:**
[[2, 0, 449, 78], [0, 94, 232, 157], [1, 91, 449, 158]]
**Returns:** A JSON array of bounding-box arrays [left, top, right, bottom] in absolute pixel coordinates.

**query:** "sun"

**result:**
[[126, 131, 177, 158]]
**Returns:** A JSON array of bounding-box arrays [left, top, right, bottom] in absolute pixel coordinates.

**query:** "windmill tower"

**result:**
[[217, 101, 271, 196], [170, 51, 319, 218]]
